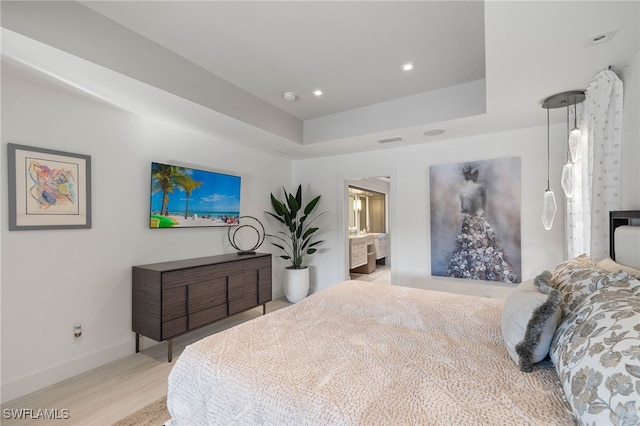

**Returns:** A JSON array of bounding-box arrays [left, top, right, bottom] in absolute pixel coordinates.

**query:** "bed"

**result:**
[[167, 211, 640, 426]]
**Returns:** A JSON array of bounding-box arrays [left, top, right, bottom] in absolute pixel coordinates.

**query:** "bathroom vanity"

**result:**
[[349, 233, 388, 273]]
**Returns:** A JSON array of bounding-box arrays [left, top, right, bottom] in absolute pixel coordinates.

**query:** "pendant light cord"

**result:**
[[566, 105, 570, 162]]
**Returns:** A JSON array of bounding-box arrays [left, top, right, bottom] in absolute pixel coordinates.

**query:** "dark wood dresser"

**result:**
[[132, 252, 272, 361]]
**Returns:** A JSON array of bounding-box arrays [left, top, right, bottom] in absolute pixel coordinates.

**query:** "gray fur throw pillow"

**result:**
[[501, 271, 562, 372]]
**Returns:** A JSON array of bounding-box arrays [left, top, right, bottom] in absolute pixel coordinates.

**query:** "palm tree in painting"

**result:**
[[173, 174, 202, 219], [152, 164, 185, 216], [152, 163, 202, 219]]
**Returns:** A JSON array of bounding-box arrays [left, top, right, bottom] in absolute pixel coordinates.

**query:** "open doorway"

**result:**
[[345, 177, 391, 284]]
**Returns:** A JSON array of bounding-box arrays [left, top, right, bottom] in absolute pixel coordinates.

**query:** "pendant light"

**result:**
[[561, 161, 575, 198], [541, 106, 557, 230], [568, 100, 582, 162], [541, 90, 585, 229], [561, 105, 575, 198]]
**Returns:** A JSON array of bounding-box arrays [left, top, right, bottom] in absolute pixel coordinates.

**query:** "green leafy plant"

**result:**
[[266, 184, 325, 269]]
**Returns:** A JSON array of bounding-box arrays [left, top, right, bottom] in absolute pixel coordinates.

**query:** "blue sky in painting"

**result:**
[[150, 163, 241, 214]]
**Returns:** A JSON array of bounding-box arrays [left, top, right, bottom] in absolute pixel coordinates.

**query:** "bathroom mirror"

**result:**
[[348, 186, 385, 234]]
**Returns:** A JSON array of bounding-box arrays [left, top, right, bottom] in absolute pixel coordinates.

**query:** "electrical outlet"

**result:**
[[73, 324, 82, 342]]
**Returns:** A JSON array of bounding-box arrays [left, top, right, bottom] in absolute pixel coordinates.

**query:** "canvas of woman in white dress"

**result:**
[[430, 158, 521, 283]]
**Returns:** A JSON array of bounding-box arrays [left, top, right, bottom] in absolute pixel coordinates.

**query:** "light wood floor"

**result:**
[[1, 299, 290, 425], [1, 267, 390, 426], [350, 263, 391, 284]]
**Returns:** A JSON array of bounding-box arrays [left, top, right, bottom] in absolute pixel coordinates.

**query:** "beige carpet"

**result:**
[[112, 396, 170, 426]]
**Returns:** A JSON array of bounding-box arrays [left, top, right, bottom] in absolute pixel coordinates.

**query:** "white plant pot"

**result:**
[[284, 267, 310, 303]]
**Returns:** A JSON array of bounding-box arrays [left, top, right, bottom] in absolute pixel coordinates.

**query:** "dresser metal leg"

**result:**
[[135, 333, 140, 353], [168, 339, 173, 362]]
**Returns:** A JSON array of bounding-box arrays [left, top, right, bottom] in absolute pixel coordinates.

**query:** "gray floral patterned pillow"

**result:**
[[550, 273, 640, 425], [552, 254, 597, 279], [551, 265, 628, 318]]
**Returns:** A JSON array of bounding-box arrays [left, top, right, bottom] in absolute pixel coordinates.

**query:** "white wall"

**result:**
[[294, 125, 568, 300], [1, 72, 291, 402], [620, 49, 640, 209], [294, 51, 640, 299]]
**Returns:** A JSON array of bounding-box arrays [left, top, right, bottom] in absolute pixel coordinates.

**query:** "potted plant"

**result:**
[[266, 184, 325, 303]]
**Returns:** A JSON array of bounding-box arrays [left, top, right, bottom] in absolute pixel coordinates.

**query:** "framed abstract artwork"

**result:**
[[8, 143, 92, 230], [430, 157, 521, 283]]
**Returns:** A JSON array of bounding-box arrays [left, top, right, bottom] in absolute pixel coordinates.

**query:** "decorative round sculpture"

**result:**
[[228, 216, 265, 255]]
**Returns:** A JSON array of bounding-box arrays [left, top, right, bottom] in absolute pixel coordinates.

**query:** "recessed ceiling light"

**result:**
[[424, 129, 445, 136], [401, 62, 415, 72], [313, 89, 323, 96]]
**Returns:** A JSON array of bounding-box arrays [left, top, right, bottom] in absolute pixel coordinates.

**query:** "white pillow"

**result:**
[[596, 257, 640, 279], [501, 271, 562, 372], [614, 225, 640, 269]]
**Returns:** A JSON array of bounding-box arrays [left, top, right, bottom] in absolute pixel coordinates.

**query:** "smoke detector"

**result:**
[[282, 91, 297, 101]]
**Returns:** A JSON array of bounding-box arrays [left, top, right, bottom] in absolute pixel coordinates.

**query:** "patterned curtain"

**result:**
[[565, 101, 588, 258], [566, 70, 624, 260]]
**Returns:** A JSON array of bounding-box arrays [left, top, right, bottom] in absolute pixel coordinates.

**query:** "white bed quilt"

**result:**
[[167, 280, 574, 425]]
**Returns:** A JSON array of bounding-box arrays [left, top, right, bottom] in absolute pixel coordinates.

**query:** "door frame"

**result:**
[[338, 168, 397, 284]]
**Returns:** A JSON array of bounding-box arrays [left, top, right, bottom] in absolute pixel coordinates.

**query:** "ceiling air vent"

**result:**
[[584, 29, 618, 47], [377, 136, 402, 144]]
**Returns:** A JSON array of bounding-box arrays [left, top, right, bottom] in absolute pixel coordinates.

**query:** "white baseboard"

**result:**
[[1, 340, 132, 404]]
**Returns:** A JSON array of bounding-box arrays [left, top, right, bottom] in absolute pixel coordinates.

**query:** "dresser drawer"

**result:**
[[163, 263, 243, 288], [259, 266, 271, 303], [229, 290, 258, 315], [243, 256, 271, 271], [228, 273, 246, 301], [188, 277, 227, 313], [162, 316, 187, 339], [189, 304, 227, 330], [162, 286, 187, 322]]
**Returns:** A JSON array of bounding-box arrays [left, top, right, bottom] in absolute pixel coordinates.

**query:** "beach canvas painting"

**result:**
[[150, 162, 241, 228], [430, 157, 521, 283]]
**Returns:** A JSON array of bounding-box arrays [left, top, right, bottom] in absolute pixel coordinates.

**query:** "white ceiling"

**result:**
[[81, 1, 486, 122], [2, 1, 639, 159]]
